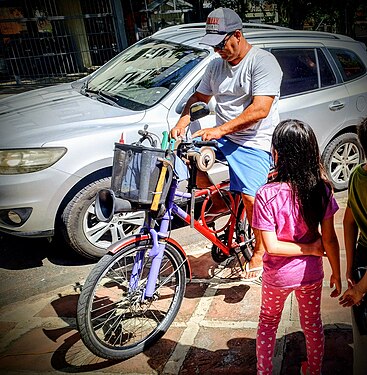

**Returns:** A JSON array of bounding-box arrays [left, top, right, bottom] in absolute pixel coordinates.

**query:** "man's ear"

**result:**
[[234, 29, 242, 40]]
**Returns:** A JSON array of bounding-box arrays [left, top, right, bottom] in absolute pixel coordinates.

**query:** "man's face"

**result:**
[[213, 30, 242, 64]]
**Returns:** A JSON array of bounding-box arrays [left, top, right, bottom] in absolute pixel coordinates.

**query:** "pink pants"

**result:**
[[256, 280, 324, 375]]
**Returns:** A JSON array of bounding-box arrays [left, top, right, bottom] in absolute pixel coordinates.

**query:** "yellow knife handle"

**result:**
[[151, 165, 167, 211]]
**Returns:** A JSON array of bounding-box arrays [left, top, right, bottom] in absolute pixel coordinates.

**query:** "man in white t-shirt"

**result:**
[[171, 7, 283, 281]]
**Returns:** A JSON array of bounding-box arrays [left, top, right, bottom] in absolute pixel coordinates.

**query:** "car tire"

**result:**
[[61, 177, 145, 259], [321, 132, 363, 191]]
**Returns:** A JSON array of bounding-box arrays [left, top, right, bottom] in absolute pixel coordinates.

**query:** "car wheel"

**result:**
[[61, 177, 145, 259], [321, 132, 363, 191]]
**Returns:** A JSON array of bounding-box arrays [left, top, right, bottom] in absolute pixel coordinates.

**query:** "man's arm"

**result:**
[[343, 206, 359, 284], [170, 91, 212, 140], [192, 95, 274, 141]]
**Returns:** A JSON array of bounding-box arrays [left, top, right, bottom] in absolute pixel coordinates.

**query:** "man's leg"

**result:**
[[241, 193, 264, 279], [207, 137, 270, 270]]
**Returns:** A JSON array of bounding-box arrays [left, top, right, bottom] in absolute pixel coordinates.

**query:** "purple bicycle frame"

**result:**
[[129, 179, 186, 298]]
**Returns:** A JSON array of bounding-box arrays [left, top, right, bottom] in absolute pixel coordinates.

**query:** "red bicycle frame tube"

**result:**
[[173, 179, 240, 256]]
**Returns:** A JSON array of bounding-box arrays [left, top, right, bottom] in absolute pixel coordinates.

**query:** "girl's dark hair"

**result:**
[[272, 119, 331, 230]]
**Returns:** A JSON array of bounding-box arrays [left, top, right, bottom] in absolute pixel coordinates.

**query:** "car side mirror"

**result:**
[[189, 102, 210, 122]]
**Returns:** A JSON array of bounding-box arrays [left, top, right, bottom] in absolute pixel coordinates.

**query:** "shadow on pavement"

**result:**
[[0, 233, 94, 270], [40, 328, 353, 374], [38, 291, 352, 374]]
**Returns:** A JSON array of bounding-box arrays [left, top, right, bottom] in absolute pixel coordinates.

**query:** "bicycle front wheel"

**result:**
[[77, 239, 187, 360]]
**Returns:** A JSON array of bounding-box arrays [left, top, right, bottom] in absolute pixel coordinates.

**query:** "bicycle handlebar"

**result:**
[[136, 125, 219, 152], [178, 139, 218, 149], [136, 129, 158, 148], [192, 140, 218, 148]]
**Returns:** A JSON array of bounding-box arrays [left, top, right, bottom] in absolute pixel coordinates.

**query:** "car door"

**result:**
[[268, 45, 349, 152], [327, 46, 367, 126], [167, 66, 216, 135]]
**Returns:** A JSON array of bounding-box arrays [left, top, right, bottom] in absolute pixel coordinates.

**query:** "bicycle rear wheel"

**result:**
[[77, 239, 187, 360], [236, 201, 255, 262]]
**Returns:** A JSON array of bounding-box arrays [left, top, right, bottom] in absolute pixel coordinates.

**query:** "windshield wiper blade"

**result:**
[[84, 88, 120, 108], [99, 90, 119, 102], [82, 87, 98, 96], [97, 90, 120, 108]]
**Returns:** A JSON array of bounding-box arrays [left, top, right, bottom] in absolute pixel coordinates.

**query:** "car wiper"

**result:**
[[99, 90, 119, 102], [82, 86, 98, 96], [97, 90, 121, 108], [79, 80, 93, 95], [83, 88, 121, 108]]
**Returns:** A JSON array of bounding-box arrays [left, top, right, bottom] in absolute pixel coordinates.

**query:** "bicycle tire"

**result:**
[[210, 199, 254, 263], [77, 238, 187, 360], [236, 201, 255, 262]]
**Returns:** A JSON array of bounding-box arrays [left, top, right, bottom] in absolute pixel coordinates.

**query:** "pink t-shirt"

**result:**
[[252, 182, 339, 288]]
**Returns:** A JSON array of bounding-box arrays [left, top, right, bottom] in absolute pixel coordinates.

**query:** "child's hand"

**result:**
[[311, 237, 324, 256], [330, 274, 341, 297]]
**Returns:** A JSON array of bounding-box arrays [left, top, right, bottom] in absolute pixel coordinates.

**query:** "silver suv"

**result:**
[[1, 23, 366, 259]]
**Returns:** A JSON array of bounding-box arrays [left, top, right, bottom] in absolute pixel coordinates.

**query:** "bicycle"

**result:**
[[76, 103, 255, 360]]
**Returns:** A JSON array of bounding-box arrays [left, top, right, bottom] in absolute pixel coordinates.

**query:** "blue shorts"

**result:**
[[216, 137, 272, 197]]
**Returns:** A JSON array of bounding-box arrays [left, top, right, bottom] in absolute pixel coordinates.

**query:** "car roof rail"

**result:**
[[153, 23, 357, 44], [243, 30, 356, 42], [153, 22, 291, 36]]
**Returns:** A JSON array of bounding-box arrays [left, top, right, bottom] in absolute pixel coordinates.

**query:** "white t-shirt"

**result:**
[[197, 46, 283, 151]]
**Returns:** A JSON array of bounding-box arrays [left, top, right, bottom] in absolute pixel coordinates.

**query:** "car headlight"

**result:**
[[0, 148, 67, 174]]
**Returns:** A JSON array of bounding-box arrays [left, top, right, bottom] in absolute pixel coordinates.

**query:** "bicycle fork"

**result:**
[[128, 231, 166, 300], [129, 208, 173, 300]]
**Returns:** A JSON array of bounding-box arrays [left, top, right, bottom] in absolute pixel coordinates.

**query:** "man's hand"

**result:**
[[170, 126, 187, 140], [192, 127, 224, 141], [170, 92, 212, 141]]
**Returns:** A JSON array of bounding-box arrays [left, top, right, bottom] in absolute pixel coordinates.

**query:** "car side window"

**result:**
[[318, 50, 337, 87], [328, 48, 366, 82], [271, 48, 336, 97], [175, 81, 200, 114]]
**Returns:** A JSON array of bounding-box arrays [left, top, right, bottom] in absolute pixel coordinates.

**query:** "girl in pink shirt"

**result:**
[[252, 119, 341, 375]]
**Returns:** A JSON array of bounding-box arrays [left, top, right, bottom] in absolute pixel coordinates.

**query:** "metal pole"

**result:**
[[111, 0, 128, 51]]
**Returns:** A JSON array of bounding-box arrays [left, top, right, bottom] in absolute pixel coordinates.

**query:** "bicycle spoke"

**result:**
[[157, 258, 186, 289], [77, 240, 186, 359]]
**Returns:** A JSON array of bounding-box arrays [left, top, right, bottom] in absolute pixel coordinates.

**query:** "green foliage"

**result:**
[[201, 0, 366, 37], [211, 0, 250, 20], [272, 0, 366, 36]]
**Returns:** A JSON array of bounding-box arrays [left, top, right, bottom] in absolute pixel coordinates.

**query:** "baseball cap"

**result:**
[[200, 7, 243, 46]]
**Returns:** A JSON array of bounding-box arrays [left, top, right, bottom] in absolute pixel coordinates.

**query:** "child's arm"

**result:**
[[260, 231, 324, 257], [343, 206, 359, 285], [320, 215, 341, 297]]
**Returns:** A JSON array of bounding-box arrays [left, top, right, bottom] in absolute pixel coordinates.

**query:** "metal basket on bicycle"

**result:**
[[110, 143, 173, 209]]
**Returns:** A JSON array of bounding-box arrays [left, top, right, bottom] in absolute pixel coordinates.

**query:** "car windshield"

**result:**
[[84, 38, 208, 110]]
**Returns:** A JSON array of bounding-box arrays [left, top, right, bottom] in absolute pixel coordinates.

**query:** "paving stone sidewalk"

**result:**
[[0, 192, 353, 374]]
